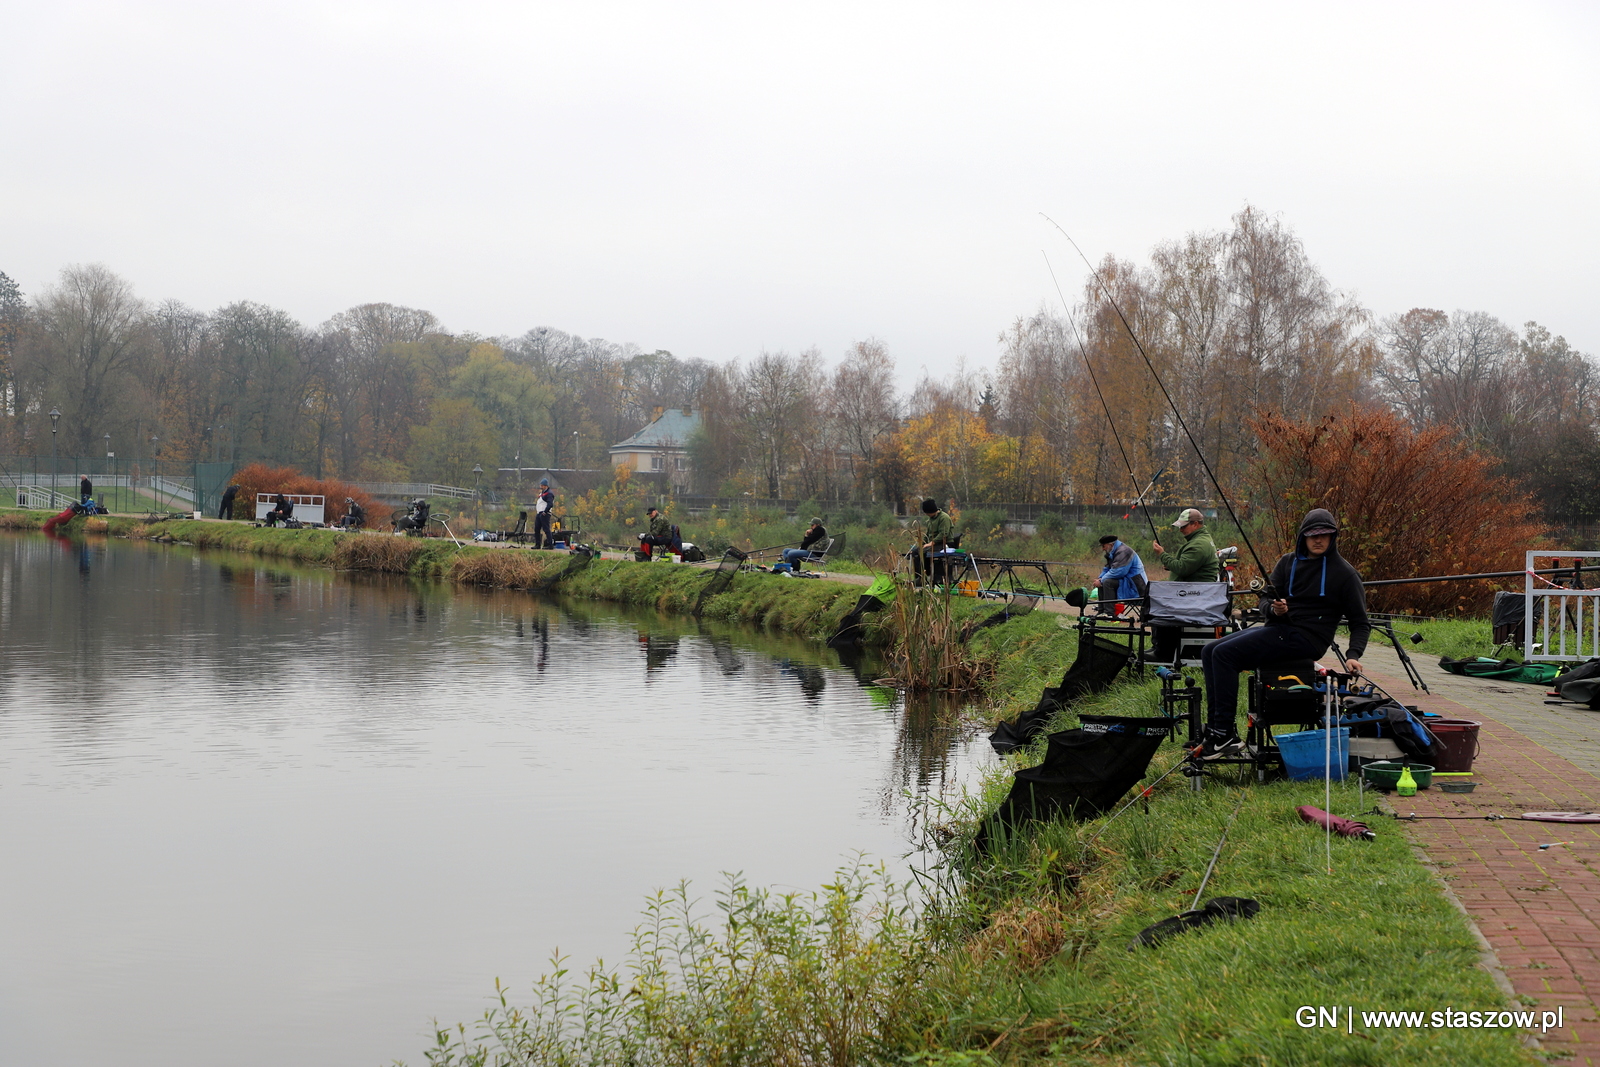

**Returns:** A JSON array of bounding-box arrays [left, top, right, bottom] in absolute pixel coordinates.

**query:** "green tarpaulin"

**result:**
[[1438, 656, 1563, 685]]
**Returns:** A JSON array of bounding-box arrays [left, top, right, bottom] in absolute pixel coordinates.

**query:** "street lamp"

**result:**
[[151, 435, 161, 508], [472, 463, 484, 528], [573, 430, 580, 470], [49, 408, 61, 495], [104, 434, 112, 509]]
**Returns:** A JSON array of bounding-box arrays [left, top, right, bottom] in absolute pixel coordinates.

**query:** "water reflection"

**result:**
[[0, 531, 992, 1067]]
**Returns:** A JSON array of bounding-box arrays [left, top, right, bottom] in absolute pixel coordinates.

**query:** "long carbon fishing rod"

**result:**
[[1043, 250, 1161, 542], [1042, 215, 1272, 584]]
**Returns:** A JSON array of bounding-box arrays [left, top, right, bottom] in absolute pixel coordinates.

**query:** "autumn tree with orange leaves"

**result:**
[[1248, 407, 1547, 616]]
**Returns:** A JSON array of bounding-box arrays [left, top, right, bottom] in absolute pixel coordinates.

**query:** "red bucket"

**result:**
[[1427, 719, 1481, 773]]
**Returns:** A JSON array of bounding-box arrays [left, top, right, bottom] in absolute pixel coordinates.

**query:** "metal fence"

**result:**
[[1525, 551, 1600, 662]]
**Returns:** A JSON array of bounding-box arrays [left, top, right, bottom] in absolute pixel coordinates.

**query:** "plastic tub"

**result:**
[[1277, 727, 1350, 781], [1426, 719, 1481, 773], [1362, 761, 1434, 790]]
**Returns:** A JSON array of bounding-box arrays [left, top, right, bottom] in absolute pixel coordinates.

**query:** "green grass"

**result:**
[[1344, 617, 1506, 665], [948, 681, 1531, 1064]]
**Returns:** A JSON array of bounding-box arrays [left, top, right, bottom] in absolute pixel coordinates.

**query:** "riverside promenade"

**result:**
[[1359, 644, 1600, 1063]]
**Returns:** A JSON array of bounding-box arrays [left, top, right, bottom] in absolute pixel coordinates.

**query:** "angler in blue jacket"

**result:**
[[1095, 534, 1148, 613], [1195, 508, 1370, 759]]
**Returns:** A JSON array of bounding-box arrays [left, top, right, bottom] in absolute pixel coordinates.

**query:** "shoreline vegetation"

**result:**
[[0, 511, 1532, 1063]]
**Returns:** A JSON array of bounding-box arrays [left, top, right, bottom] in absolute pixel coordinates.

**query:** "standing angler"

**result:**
[[534, 478, 555, 549]]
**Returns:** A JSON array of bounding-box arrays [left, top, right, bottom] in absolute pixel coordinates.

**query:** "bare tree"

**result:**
[[31, 264, 150, 453], [828, 339, 899, 499], [741, 351, 818, 498]]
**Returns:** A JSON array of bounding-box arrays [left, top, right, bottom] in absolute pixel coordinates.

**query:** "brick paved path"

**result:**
[[1360, 645, 1600, 1062]]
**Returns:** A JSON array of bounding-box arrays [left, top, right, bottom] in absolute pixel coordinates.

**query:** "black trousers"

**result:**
[[1200, 625, 1324, 735], [533, 511, 553, 548]]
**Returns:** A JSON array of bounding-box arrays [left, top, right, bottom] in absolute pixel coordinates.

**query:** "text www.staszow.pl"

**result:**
[[1297, 1005, 1564, 1033]]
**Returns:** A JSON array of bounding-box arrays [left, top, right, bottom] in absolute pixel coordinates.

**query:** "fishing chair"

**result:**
[[1243, 659, 1323, 764], [505, 510, 531, 544], [925, 534, 968, 586], [795, 535, 836, 576], [1142, 581, 1233, 668]]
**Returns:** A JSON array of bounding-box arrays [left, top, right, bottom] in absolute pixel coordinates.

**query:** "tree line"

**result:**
[[2, 205, 1594, 526]]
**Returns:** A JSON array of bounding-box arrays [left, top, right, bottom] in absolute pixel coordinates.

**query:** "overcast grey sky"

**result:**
[[4, 1, 1597, 381]]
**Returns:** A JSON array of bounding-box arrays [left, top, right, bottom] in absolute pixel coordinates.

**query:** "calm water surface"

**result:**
[[0, 532, 989, 1066]]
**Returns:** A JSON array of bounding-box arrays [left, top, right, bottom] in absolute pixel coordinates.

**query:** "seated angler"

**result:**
[[638, 506, 677, 557], [782, 517, 826, 574], [1146, 507, 1220, 662], [1194, 508, 1369, 759], [912, 499, 954, 583], [1094, 534, 1148, 616], [264, 492, 294, 527], [338, 497, 366, 529]]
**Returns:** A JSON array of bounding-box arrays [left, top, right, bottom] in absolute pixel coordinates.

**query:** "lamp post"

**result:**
[[572, 430, 580, 471], [472, 463, 484, 529], [151, 435, 161, 509], [49, 408, 61, 498], [104, 434, 112, 509]]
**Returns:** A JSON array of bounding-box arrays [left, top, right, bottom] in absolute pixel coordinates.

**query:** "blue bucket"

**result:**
[[1277, 727, 1350, 781]]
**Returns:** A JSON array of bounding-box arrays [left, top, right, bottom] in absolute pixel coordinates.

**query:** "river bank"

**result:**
[[0, 509, 1532, 1063]]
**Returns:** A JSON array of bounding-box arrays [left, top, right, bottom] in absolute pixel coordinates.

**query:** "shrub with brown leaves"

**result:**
[[229, 464, 382, 526], [1248, 407, 1547, 615]]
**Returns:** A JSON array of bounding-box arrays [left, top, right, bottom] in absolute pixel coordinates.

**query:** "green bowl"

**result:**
[[1361, 761, 1434, 790]]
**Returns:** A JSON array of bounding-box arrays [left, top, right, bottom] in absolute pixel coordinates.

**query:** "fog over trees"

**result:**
[[2, 207, 1594, 526]]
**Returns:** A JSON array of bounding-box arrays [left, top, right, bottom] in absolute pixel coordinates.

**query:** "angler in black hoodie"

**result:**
[[1195, 508, 1370, 757]]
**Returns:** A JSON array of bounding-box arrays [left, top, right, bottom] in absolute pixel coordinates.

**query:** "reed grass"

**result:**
[[449, 549, 549, 588], [884, 579, 991, 691], [331, 532, 427, 573]]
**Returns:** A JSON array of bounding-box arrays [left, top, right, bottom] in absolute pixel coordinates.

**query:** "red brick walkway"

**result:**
[[1362, 656, 1600, 1063]]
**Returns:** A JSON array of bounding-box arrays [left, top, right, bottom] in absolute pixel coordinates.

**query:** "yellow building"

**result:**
[[608, 407, 699, 492]]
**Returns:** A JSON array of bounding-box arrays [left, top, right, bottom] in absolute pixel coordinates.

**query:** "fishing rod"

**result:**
[[1123, 464, 1170, 532], [1042, 215, 1272, 586], [1192, 790, 1247, 910], [1043, 251, 1162, 543], [1362, 564, 1596, 588]]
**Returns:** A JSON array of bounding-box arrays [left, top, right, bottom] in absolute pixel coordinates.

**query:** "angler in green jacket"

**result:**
[[1152, 508, 1219, 582]]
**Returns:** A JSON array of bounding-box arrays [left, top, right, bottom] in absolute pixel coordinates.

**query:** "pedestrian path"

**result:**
[[1360, 644, 1600, 1063]]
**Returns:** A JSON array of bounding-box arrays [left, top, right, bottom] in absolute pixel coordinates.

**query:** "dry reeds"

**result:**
[[449, 549, 547, 589], [0, 513, 40, 530], [332, 533, 425, 573], [83, 517, 110, 534], [884, 578, 990, 691], [965, 896, 1068, 971]]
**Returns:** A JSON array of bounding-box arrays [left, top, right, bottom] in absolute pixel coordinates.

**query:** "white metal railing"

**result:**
[[351, 481, 475, 500], [16, 486, 76, 509], [1525, 551, 1600, 662]]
